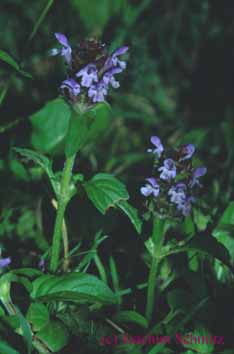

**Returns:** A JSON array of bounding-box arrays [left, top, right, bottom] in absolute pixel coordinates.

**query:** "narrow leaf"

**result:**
[[0, 341, 20, 354], [0, 50, 31, 78], [16, 309, 32, 354], [13, 148, 59, 195], [161, 235, 231, 268], [0, 50, 19, 70], [113, 310, 148, 329]]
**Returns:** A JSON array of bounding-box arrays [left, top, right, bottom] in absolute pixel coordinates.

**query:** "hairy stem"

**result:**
[[50, 154, 75, 273]]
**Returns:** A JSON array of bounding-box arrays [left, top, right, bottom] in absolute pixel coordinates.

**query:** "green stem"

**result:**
[[50, 154, 75, 273], [145, 217, 167, 323], [62, 218, 70, 271], [145, 253, 160, 322]]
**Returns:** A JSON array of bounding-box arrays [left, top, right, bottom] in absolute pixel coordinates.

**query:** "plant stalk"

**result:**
[[50, 154, 75, 272], [145, 217, 167, 323]]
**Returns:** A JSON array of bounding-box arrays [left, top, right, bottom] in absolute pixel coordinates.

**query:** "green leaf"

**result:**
[[65, 103, 111, 157], [0, 49, 32, 78], [31, 273, 117, 305], [213, 201, 234, 263], [182, 327, 214, 353], [26, 303, 49, 331], [10, 268, 43, 278], [30, 98, 71, 155], [37, 320, 69, 353], [113, 310, 148, 329], [0, 341, 20, 354], [181, 216, 195, 236], [193, 208, 211, 231], [0, 274, 18, 303], [16, 309, 32, 354], [14, 148, 50, 170], [85, 102, 111, 141], [84, 173, 142, 232], [0, 305, 4, 317], [65, 110, 89, 157], [13, 148, 59, 196], [215, 201, 234, 225], [117, 200, 142, 234], [161, 235, 231, 268], [84, 173, 129, 214], [9, 159, 29, 181]]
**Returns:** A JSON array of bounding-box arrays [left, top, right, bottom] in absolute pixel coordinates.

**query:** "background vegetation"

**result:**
[[1, 1, 234, 353]]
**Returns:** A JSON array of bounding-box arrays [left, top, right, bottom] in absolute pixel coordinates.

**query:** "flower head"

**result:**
[[168, 183, 187, 205], [147, 136, 164, 157], [140, 136, 207, 218], [50, 34, 128, 105], [50, 33, 72, 65], [179, 144, 195, 161], [0, 257, 11, 268], [60, 78, 80, 101], [76, 64, 98, 88], [177, 196, 195, 216], [189, 167, 207, 188], [140, 178, 160, 198], [88, 81, 108, 103], [104, 46, 129, 72], [103, 67, 122, 89], [158, 158, 177, 180]]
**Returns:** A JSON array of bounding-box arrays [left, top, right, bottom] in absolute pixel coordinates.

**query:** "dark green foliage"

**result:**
[[1, 1, 234, 353]]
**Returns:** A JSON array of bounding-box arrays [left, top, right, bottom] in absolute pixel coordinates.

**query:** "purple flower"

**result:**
[[103, 67, 122, 89], [50, 35, 128, 105], [88, 81, 108, 103], [76, 64, 98, 88], [168, 183, 187, 205], [104, 46, 129, 72], [140, 178, 160, 198], [147, 136, 164, 157], [158, 159, 177, 180], [0, 257, 11, 268], [50, 33, 72, 65], [177, 196, 195, 216], [189, 167, 207, 188], [179, 144, 195, 161], [60, 78, 80, 97]]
